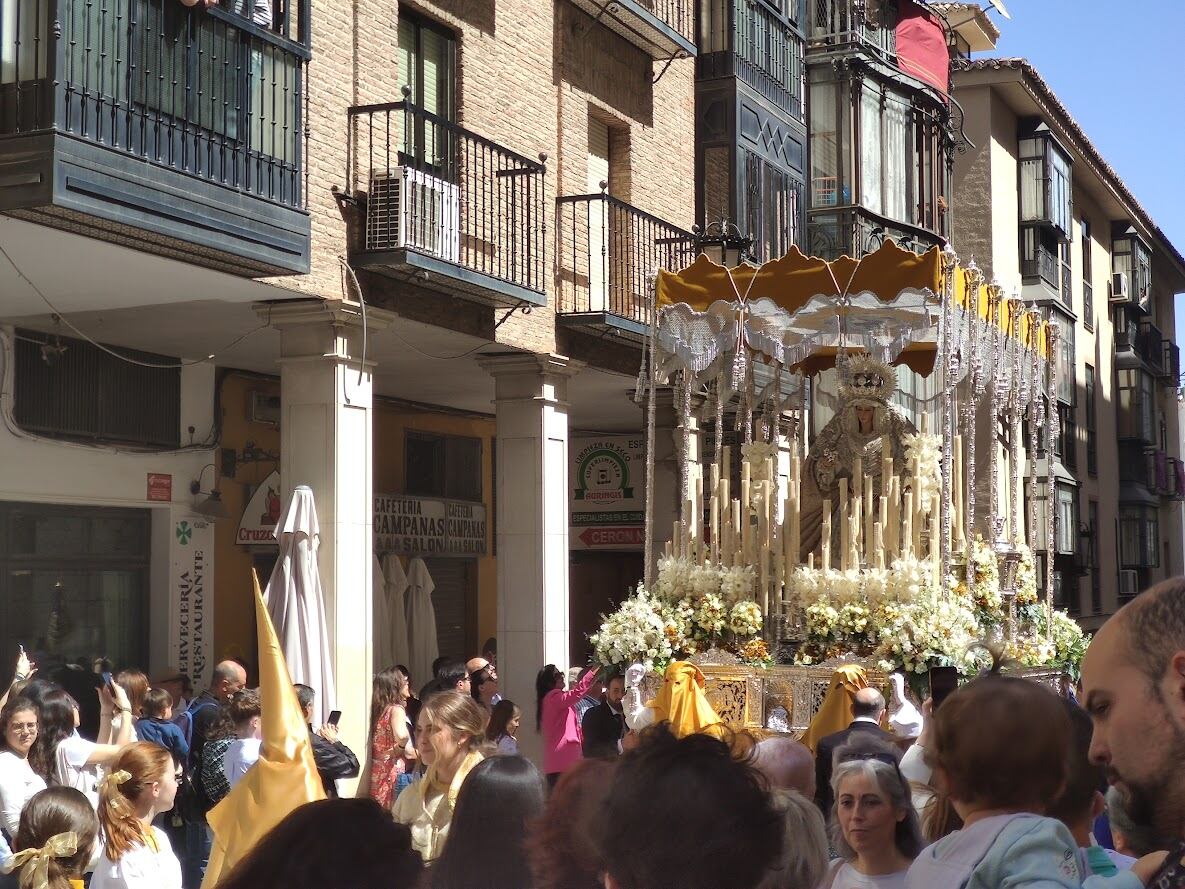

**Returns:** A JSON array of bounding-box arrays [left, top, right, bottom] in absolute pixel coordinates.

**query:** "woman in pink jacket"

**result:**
[[535, 664, 600, 788]]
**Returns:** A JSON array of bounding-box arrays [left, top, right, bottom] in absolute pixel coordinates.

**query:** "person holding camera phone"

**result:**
[[293, 685, 358, 798]]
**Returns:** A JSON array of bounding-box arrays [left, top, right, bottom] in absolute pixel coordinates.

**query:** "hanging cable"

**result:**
[[0, 234, 269, 369]]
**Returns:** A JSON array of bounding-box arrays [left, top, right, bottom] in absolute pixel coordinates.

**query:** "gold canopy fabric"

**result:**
[[655, 241, 1051, 373], [799, 664, 869, 754], [202, 572, 326, 888], [656, 242, 943, 314]]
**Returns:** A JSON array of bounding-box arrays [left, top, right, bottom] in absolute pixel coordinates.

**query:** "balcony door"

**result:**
[[587, 117, 611, 312], [397, 11, 456, 177]]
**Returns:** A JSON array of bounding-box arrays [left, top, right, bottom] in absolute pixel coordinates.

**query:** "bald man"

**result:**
[[182, 659, 247, 888], [813, 686, 892, 819], [752, 736, 816, 799], [1082, 577, 1185, 885]]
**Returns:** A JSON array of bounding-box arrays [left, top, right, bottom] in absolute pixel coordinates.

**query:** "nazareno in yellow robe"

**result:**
[[799, 663, 869, 753]]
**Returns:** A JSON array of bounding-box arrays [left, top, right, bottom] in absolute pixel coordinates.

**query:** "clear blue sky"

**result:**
[[987, 0, 1185, 342]]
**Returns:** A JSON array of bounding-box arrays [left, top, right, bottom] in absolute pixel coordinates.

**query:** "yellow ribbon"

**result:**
[[99, 769, 132, 794], [9, 832, 79, 889]]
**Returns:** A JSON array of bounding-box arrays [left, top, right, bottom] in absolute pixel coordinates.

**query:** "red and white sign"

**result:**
[[236, 470, 282, 545], [147, 473, 172, 502], [578, 527, 646, 548]]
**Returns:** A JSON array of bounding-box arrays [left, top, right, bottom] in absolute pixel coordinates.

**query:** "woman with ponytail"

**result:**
[[90, 743, 181, 889], [10, 786, 98, 889]]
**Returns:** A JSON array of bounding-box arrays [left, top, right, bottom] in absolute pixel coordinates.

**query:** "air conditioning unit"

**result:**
[[366, 166, 460, 262], [1118, 569, 1140, 598], [1109, 272, 1130, 304]]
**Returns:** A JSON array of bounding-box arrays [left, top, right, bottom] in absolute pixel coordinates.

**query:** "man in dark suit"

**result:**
[[814, 686, 893, 819]]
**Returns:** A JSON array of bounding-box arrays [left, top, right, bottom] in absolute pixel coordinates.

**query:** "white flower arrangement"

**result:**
[[654, 556, 693, 602], [589, 585, 673, 673], [904, 432, 942, 511], [728, 600, 764, 637], [690, 563, 724, 600], [695, 592, 728, 638], [719, 564, 756, 604], [968, 535, 1002, 613], [1014, 542, 1038, 605]]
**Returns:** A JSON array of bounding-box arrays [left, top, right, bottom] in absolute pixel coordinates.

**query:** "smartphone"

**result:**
[[327, 710, 341, 727], [929, 666, 959, 710], [101, 671, 117, 694]]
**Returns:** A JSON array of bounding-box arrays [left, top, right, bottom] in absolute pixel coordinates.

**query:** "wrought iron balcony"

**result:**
[[1165, 341, 1181, 386], [806, 206, 943, 260], [808, 0, 896, 57], [1021, 243, 1059, 291], [0, 0, 310, 276], [555, 191, 695, 337], [567, 0, 695, 61], [346, 97, 548, 307]]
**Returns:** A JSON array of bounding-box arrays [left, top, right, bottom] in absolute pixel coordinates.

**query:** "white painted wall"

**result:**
[[0, 326, 218, 686]]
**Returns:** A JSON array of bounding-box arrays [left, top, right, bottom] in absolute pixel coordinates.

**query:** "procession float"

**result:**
[[589, 240, 1087, 733]]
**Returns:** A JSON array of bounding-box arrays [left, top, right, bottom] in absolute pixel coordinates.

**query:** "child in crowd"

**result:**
[[90, 742, 182, 889], [133, 690, 189, 764], [905, 672, 1166, 889], [487, 700, 521, 755], [10, 786, 99, 889]]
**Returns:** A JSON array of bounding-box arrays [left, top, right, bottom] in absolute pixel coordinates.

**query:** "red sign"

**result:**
[[147, 473, 172, 502], [578, 526, 646, 547]]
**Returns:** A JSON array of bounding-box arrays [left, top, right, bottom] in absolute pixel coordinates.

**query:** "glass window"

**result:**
[[1057, 320, 1074, 405], [404, 431, 483, 502], [0, 504, 150, 671], [883, 93, 911, 222], [1088, 501, 1100, 613], [1085, 365, 1097, 475], [1018, 131, 1071, 235], [1056, 486, 1077, 555], [860, 84, 883, 215], [1019, 137, 1045, 222], [810, 80, 846, 206]]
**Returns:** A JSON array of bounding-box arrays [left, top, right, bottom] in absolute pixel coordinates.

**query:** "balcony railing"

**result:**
[[1119, 442, 1155, 489], [1137, 321, 1167, 376], [567, 0, 695, 60], [1165, 341, 1181, 385], [1172, 458, 1185, 500], [698, 0, 805, 118], [806, 206, 943, 261], [0, 0, 308, 209], [1021, 243, 1059, 291], [556, 192, 696, 328], [808, 0, 896, 57], [347, 97, 547, 296]]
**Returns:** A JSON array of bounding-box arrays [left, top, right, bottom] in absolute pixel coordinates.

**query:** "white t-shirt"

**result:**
[[824, 860, 910, 889], [89, 827, 182, 889], [223, 738, 261, 788], [0, 750, 47, 836], [55, 732, 103, 808]]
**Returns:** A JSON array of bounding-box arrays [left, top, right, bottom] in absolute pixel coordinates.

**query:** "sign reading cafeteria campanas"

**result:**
[[570, 436, 646, 551], [374, 494, 487, 556]]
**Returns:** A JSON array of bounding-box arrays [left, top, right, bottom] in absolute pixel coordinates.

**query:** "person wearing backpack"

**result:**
[[175, 662, 245, 889]]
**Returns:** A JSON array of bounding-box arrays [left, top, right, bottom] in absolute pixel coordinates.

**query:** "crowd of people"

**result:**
[[2, 578, 1185, 888]]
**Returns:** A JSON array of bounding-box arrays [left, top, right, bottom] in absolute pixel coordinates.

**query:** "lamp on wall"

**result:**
[[692, 218, 753, 268], [190, 463, 229, 520]]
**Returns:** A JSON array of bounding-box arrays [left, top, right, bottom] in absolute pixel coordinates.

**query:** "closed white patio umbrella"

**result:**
[[404, 557, 438, 694], [265, 485, 337, 728], [373, 553, 411, 672]]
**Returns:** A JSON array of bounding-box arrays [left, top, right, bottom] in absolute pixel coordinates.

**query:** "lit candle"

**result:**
[[822, 500, 832, 570]]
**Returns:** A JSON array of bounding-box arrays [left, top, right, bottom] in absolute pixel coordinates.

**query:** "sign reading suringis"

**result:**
[[570, 436, 646, 551], [374, 494, 487, 556]]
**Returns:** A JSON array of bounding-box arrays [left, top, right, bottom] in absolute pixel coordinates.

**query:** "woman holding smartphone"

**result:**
[[30, 685, 134, 809]]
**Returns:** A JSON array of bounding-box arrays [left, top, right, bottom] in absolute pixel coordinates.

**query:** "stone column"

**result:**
[[261, 300, 391, 784], [478, 353, 581, 766]]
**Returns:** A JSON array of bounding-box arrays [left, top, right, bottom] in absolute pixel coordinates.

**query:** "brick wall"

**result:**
[[266, 0, 695, 364]]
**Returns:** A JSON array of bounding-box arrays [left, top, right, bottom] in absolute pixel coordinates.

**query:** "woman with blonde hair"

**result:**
[[112, 672, 149, 743], [9, 787, 98, 889], [90, 743, 181, 888], [391, 692, 485, 861]]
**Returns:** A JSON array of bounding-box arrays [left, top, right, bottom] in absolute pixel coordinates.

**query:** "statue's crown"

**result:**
[[838, 352, 896, 402]]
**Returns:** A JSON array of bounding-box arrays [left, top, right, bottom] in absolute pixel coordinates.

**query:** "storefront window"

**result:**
[[0, 503, 149, 670]]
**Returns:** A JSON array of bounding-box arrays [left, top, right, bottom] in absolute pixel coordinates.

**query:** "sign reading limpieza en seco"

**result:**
[[570, 436, 646, 551], [374, 495, 487, 556]]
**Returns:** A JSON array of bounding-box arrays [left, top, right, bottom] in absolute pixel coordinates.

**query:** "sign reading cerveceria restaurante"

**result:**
[[374, 494, 487, 556]]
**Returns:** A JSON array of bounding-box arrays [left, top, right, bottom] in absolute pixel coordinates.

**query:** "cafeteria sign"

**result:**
[[374, 494, 487, 556]]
